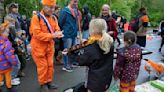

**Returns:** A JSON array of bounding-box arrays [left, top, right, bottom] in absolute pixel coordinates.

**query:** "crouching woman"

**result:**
[[68, 18, 114, 92]]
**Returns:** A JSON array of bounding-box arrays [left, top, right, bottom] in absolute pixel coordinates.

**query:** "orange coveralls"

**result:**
[[30, 11, 60, 85]]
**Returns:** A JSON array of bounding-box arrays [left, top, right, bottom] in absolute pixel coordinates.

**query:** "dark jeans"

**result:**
[[18, 54, 26, 71]]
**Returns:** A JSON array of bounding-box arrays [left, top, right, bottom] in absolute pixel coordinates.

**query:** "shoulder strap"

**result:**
[[37, 14, 56, 22], [38, 13, 55, 34]]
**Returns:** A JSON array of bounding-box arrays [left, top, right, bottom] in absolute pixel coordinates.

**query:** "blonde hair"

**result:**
[[89, 18, 113, 54], [100, 4, 111, 16], [0, 21, 10, 35]]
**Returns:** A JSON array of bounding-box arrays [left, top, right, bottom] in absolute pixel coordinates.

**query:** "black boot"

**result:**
[[40, 84, 49, 92], [47, 82, 58, 89]]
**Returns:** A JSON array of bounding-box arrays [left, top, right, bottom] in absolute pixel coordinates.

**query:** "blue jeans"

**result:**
[[62, 38, 76, 68], [82, 30, 89, 39], [12, 55, 21, 79]]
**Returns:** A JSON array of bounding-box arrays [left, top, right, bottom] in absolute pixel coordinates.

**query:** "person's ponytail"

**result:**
[[98, 31, 113, 54]]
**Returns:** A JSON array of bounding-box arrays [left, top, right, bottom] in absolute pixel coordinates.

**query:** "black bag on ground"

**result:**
[[63, 82, 87, 92]]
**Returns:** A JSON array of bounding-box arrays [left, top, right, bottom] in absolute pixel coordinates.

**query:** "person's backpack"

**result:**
[[129, 16, 140, 33]]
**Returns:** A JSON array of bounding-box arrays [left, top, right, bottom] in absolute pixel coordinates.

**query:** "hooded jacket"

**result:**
[[58, 7, 78, 38], [0, 36, 18, 70]]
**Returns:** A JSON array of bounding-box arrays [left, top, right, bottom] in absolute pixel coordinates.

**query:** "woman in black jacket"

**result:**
[[82, 5, 91, 40], [68, 19, 114, 92]]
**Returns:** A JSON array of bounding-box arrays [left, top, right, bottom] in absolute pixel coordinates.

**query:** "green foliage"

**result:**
[[3, 0, 164, 27], [4, 0, 41, 17], [111, 0, 131, 20], [57, 0, 110, 16]]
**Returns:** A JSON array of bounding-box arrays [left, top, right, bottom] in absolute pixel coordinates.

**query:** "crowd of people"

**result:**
[[0, 0, 159, 92], [0, 2, 30, 91]]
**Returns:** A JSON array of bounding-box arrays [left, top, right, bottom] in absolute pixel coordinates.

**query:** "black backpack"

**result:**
[[130, 16, 140, 33]]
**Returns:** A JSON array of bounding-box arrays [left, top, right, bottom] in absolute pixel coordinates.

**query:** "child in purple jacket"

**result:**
[[0, 22, 18, 92]]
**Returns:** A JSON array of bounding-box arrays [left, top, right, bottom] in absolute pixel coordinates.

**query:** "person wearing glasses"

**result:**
[[30, 0, 63, 92]]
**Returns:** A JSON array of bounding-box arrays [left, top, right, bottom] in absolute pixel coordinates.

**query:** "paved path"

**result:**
[[1, 30, 164, 92]]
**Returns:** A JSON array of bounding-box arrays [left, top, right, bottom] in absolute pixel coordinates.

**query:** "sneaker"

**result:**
[[62, 67, 73, 72], [64, 88, 73, 92], [11, 79, 20, 86], [71, 64, 80, 68], [47, 82, 58, 89], [12, 78, 20, 81], [0, 81, 4, 86]]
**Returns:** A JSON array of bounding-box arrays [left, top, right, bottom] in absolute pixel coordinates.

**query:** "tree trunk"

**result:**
[[0, 0, 5, 23]]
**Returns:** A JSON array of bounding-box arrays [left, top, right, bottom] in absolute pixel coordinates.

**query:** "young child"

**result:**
[[114, 31, 142, 92], [0, 22, 18, 92], [67, 19, 114, 92], [4, 16, 21, 85], [15, 30, 27, 77]]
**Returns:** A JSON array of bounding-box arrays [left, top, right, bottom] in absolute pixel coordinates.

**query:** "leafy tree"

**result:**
[[2, 0, 164, 27], [4, 0, 40, 17]]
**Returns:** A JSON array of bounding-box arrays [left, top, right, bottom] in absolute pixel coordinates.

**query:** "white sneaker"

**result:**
[[12, 78, 20, 81], [64, 88, 73, 92], [62, 67, 73, 72], [0, 81, 4, 86], [11, 79, 20, 86]]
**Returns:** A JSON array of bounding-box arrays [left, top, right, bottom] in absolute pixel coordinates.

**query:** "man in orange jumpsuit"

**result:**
[[30, 0, 63, 91]]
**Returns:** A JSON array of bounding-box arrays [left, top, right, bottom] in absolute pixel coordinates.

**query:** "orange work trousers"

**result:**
[[32, 47, 54, 85], [120, 80, 136, 92], [0, 68, 12, 88]]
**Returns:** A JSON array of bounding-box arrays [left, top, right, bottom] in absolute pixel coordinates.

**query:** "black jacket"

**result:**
[[69, 42, 114, 92], [82, 5, 91, 31]]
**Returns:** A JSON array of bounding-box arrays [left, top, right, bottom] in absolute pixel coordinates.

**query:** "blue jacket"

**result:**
[[58, 7, 78, 38]]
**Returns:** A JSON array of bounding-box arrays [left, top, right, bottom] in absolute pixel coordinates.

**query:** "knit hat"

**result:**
[[0, 22, 10, 34], [42, 0, 56, 6]]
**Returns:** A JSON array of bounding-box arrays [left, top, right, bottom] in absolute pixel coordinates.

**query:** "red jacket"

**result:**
[[101, 15, 118, 39]]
